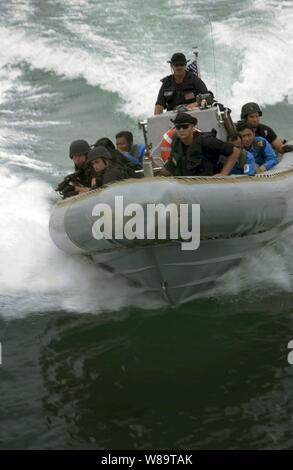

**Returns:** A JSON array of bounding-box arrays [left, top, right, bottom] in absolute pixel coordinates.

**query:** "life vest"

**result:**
[[101, 147, 142, 179], [114, 153, 142, 179], [160, 127, 201, 161], [74, 160, 93, 187], [251, 138, 266, 163], [161, 72, 203, 111], [131, 144, 139, 160], [170, 132, 214, 176], [238, 149, 246, 169], [248, 136, 277, 170], [230, 149, 255, 176], [130, 143, 145, 163]]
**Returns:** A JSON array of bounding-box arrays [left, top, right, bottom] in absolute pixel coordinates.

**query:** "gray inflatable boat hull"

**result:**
[[49, 153, 293, 305]]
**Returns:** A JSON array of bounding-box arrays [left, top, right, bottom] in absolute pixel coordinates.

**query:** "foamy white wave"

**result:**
[[0, 25, 160, 118], [10, 120, 69, 129], [17, 91, 60, 102], [10, 0, 34, 21], [201, 224, 293, 300], [211, 0, 293, 117], [0, 166, 162, 318], [0, 126, 39, 148], [0, 150, 54, 172], [62, 20, 129, 58], [0, 66, 22, 105], [62, 0, 90, 6], [0, 56, 54, 107], [2, 0, 293, 121]]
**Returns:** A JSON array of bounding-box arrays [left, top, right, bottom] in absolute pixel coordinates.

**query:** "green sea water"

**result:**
[[1, 295, 293, 449]]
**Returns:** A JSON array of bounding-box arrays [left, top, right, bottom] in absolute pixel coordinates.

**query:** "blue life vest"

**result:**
[[122, 143, 145, 167], [248, 137, 278, 170], [230, 149, 256, 176]]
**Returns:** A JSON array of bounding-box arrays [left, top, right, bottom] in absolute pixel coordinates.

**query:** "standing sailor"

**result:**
[[154, 52, 208, 115]]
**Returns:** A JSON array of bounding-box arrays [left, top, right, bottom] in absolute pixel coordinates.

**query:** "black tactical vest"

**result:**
[[161, 72, 199, 110], [170, 133, 215, 176], [74, 161, 93, 187]]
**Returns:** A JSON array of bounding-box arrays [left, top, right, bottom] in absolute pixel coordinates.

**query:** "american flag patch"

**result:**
[[185, 92, 195, 100]]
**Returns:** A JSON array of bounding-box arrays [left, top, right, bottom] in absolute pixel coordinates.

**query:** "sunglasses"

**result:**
[[173, 63, 186, 67], [175, 123, 191, 130]]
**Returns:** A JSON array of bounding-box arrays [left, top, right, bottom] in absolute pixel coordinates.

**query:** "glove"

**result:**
[[175, 104, 189, 112], [255, 164, 267, 174], [282, 144, 293, 153]]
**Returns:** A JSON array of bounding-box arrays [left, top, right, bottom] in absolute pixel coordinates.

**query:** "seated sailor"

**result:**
[[227, 132, 256, 176], [240, 102, 293, 154], [236, 121, 278, 172], [159, 123, 201, 162], [154, 52, 208, 115], [56, 139, 92, 198], [115, 131, 145, 166], [89, 146, 129, 188], [95, 137, 143, 178], [160, 113, 240, 177]]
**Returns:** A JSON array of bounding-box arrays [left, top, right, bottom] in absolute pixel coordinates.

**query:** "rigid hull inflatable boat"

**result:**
[[49, 106, 293, 305]]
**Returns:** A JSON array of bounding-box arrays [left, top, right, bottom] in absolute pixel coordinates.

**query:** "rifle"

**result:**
[[55, 170, 81, 199]]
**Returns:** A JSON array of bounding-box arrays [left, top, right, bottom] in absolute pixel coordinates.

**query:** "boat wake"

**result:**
[[0, 167, 163, 319], [2, 0, 293, 120], [209, 228, 293, 300], [212, 0, 293, 116]]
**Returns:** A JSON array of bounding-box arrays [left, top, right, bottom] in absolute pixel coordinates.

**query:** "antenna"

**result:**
[[208, 16, 218, 99]]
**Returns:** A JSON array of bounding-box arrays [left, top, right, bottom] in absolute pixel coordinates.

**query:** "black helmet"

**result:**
[[69, 139, 90, 158], [95, 137, 115, 150], [88, 146, 113, 162], [240, 102, 263, 119]]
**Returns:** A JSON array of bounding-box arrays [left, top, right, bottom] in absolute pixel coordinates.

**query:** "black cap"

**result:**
[[168, 52, 188, 64], [171, 112, 198, 125], [69, 139, 90, 158], [88, 146, 113, 162]]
